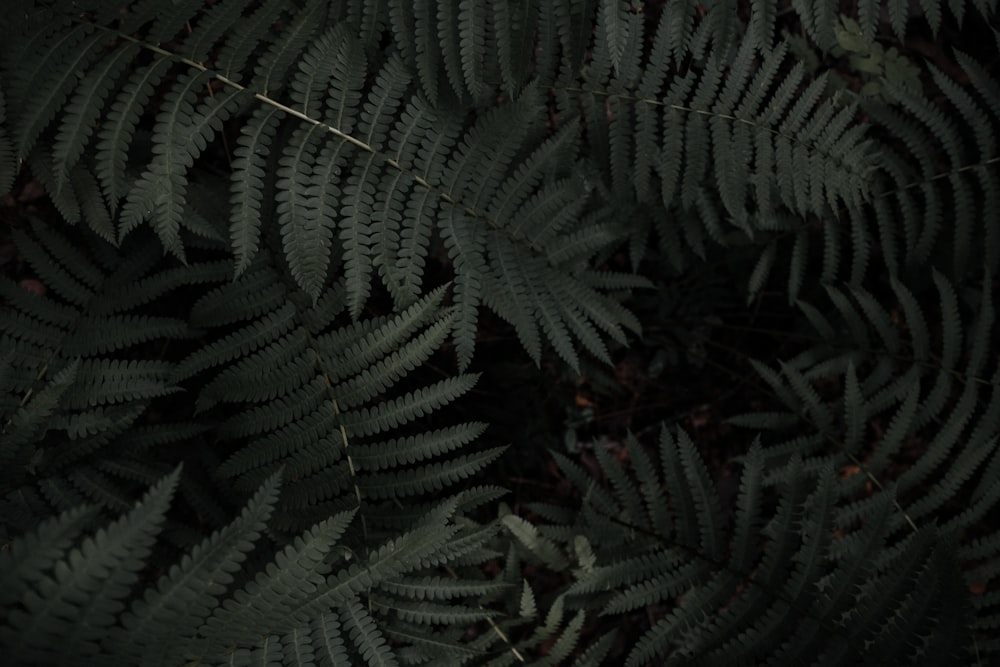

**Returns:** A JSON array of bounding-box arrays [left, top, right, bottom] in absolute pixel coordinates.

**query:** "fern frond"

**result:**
[[542, 426, 969, 665], [8, 1, 646, 369], [0, 504, 97, 609], [571, 24, 878, 283], [201, 510, 356, 647], [1, 468, 179, 666], [12, 26, 108, 159], [0, 222, 217, 501], [867, 53, 1000, 280], [50, 42, 137, 197], [121, 74, 248, 258], [230, 106, 284, 277], [179, 256, 491, 537], [1, 471, 508, 665], [341, 595, 399, 666], [95, 58, 172, 215], [110, 472, 281, 663]]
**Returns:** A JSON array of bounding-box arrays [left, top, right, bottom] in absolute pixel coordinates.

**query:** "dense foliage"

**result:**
[[1, 0, 998, 664]]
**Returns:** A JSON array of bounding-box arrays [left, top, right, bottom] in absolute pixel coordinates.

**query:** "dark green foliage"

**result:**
[[0, 220, 228, 525], [0, 468, 504, 666], [1, 0, 998, 664], [533, 431, 969, 665]]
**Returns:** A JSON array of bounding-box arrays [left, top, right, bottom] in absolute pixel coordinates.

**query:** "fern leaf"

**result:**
[[331, 315, 455, 409], [0, 504, 96, 609], [215, 0, 285, 81], [748, 0, 776, 47], [360, 446, 506, 500], [11, 224, 90, 305], [747, 241, 777, 304], [174, 302, 296, 381], [95, 58, 172, 214], [325, 285, 446, 380], [502, 514, 570, 570], [858, 0, 879, 42], [276, 126, 336, 300], [485, 236, 542, 364], [113, 472, 281, 663], [440, 211, 487, 371], [675, 429, 726, 560], [492, 0, 536, 96], [300, 520, 462, 616], [730, 441, 765, 572], [458, 0, 489, 99], [0, 360, 78, 457], [412, 0, 441, 101], [933, 270, 963, 369], [310, 612, 351, 666], [437, 0, 467, 100], [380, 575, 509, 602], [179, 0, 247, 63], [202, 510, 356, 648], [67, 315, 190, 356], [346, 375, 480, 437], [252, 0, 326, 95], [3, 468, 178, 665], [51, 43, 139, 194], [341, 148, 382, 317], [14, 27, 107, 158], [61, 359, 176, 410], [122, 73, 247, 257], [600, 0, 631, 75], [341, 595, 399, 667], [229, 106, 284, 276], [350, 423, 487, 473]]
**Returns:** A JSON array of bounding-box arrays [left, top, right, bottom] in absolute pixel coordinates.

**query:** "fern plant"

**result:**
[[0, 220, 228, 528], [0, 468, 513, 666], [177, 250, 505, 540], [525, 430, 968, 666], [1, 0, 999, 664], [4, 0, 648, 371]]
